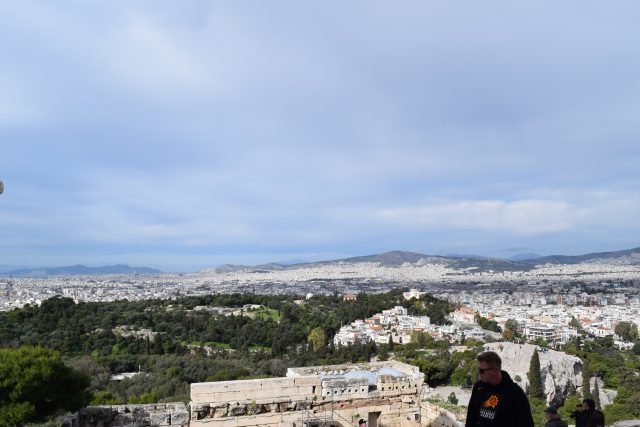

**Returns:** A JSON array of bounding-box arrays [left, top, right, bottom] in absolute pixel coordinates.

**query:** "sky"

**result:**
[[1, 1, 640, 272]]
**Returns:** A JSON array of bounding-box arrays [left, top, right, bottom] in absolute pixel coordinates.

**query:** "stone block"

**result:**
[[191, 417, 240, 427], [215, 390, 251, 402], [170, 411, 190, 425], [293, 376, 321, 387], [193, 379, 263, 394], [274, 386, 308, 399], [150, 412, 171, 425], [229, 404, 247, 416], [191, 391, 220, 403], [262, 377, 296, 389]]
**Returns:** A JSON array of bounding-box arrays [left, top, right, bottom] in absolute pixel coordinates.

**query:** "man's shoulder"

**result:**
[[503, 378, 527, 396]]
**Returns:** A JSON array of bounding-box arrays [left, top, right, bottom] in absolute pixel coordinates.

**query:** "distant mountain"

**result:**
[[322, 250, 443, 266], [310, 251, 531, 272], [443, 253, 488, 259], [202, 250, 532, 273], [203, 262, 288, 274], [201, 247, 640, 274], [517, 247, 640, 265], [508, 253, 542, 261], [277, 258, 309, 266], [2, 264, 162, 277], [0, 265, 26, 273]]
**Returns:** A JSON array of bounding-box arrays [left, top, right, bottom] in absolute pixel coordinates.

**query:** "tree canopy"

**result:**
[[527, 349, 543, 398], [0, 346, 90, 425]]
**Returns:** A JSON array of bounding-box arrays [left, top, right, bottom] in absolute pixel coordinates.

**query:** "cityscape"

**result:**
[[1, 250, 640, 425], [2, 1, 640, 426]]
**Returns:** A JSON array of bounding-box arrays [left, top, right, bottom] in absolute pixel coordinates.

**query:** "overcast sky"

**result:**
[[1, 1, 639, 271]]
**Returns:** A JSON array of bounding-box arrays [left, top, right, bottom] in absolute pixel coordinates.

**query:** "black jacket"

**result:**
[[465, 371, 534, 427], [545, 418, 568, 427], [570, 409, 594, 427]]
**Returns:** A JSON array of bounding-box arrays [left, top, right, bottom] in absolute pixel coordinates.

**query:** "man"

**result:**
[[358, 419, 367, 427], [570, 399, 595, 427], [465, 351, 534, 427], [544, 406, 568, 427]]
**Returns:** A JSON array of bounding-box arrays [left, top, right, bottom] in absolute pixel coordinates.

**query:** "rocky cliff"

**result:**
[[483, 342, 582, 404]]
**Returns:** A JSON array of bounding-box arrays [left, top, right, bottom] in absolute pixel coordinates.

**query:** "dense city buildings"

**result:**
[[2, 259, 639, 349]]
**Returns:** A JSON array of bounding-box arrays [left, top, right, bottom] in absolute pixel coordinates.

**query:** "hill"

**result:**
[[203, 246, 640, 274], [2, 264, 162, 277], [517, 247, 640, 265]]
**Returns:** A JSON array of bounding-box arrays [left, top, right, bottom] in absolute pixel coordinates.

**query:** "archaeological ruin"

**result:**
[[68, 361, 462, 427]]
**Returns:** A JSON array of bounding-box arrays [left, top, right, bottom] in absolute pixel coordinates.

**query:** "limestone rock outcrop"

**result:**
[[484, 342, 582, 404]]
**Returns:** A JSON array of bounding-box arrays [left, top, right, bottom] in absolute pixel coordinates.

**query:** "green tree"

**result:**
[[582, 360, 591, 399], [0, 346, 90, 425], [502, 329, 515, 341], [447, 392, 458, 405], [503, 319, 519, 341], [474, 313, 501, 333], [592, 378, 601, 409], [604, 402, 634, 424], [569, 316, 582, 331], [615, 321, 632, 341], [377, 344, 389, 361], [527, 397, 546, 427], [527, 349, 543, 398], [307, 327, 327, 353]]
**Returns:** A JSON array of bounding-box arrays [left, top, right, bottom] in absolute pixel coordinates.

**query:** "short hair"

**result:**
[[583, 398, 595, 411], [476, 351, 502, 369]]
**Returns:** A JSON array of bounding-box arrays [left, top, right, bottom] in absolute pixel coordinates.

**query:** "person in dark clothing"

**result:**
[[571, 398, 596, 427], [544, 406, 568, 427], [465, 351, 534, 427], [586, 410, 604, 427]]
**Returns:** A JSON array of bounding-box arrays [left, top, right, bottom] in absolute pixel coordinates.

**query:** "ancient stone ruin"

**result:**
[[190, 360, 458, 427], [64, 402, 189, 426], [66, 361, 462, 427]]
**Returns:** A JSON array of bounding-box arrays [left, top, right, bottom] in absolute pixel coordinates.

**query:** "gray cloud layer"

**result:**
[[1, 1, 639, 269]]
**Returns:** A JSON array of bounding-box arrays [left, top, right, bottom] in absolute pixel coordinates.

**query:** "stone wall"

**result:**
[[419, 401, 464, 427], [190, 361, 426, 427], [64, 402, 189, 427], [191, 375, 320, 425]]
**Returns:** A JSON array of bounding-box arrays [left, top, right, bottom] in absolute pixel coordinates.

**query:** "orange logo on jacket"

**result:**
[[482, 395, 499, 409]]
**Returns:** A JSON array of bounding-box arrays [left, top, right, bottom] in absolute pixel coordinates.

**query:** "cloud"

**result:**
[[377, 200, 575, 235], [1, 1, 640, 268], [376, 192, 640, 238], [101, 19, 213, 95]]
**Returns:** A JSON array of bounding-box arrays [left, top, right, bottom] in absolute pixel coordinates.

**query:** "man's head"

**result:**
[[476, 351, 502, 386], [583, 398, 595, 411], [358, 419, 367, 427], [544, 406, 559, 420]]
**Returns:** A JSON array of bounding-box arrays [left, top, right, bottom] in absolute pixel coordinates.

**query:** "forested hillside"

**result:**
[[0, 288, 452, 405]]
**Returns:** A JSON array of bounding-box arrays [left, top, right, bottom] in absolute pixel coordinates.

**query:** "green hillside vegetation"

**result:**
[[0, 346, 90, 425], [563, 335, 640, 422], [244, 306, 281, 321], [0, 288, 453, 409]]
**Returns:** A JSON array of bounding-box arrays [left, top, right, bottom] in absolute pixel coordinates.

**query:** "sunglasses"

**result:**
[[477, 366, 496, 374]]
